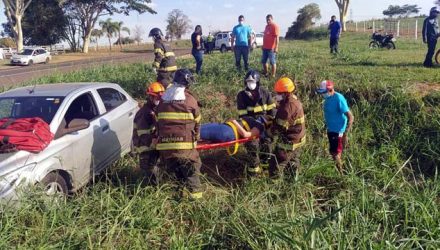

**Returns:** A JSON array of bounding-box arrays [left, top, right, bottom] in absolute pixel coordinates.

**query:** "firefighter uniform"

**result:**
[[132, 102, 160, 182], [153, 40, 177, 88], [269, 93, 306, 177], [236, 86, 276, 174], [156, 89, 203, 198]]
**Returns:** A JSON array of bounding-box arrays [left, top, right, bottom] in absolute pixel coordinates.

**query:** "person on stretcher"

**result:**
[[200, 116, 269, 142]]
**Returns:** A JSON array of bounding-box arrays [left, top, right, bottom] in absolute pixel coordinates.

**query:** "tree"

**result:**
[[91, 28, 103, 51], [99, 18, 118, 51], [166, 9, 192, 40], [62, 13, 80, 52], [132, 25, 145, 45], [115, 21, 130, 50], [2, 0, 33, 51], [383, 4, 420, 18], [285, 3, 321, 39], [60, 0, 156, 53], [334, 0, 350, 32]]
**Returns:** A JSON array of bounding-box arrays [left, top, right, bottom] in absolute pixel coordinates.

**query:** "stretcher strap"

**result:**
[[225, 121, 239, 155]]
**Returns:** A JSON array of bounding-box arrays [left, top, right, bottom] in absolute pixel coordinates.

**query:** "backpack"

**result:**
[[0, 117, 54, 153]]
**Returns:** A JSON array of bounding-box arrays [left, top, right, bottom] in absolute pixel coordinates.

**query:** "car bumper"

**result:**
[[10, 60, 28, 65]]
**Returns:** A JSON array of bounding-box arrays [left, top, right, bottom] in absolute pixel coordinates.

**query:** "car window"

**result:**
[[38, 49, 46, 54], [97, 88, 127, 112], [256, 34, 263, 38], [216, 34, 222, 40], [222, 34, 227, 39], [0, 96, 64, 124], [64, 92, 98, 125], [18, 49, 34, 55]]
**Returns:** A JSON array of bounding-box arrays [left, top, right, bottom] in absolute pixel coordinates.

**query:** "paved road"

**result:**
[[0, 49, 191, 88]]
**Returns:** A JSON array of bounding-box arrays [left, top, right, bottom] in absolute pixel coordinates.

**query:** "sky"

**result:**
[[0, 0, 435, 43]]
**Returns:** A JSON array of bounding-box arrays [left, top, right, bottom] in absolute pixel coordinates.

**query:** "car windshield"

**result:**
[[18, 49, 34, 55], [0, 96, 64, 124]]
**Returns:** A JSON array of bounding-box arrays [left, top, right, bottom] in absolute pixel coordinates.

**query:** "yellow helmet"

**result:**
[[274, 77, 295, 93], [146, 82, 165, 96]]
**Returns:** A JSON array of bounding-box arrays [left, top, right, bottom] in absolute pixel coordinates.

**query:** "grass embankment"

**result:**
[[1, 33, 440, 248]]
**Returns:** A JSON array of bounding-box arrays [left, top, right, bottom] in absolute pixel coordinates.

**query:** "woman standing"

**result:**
[[191, 25, 204, 74]]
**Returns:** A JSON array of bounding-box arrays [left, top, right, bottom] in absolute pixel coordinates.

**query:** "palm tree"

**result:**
[[91, 29, 103, 51], [115, 21, 131, 50], [99, 18, 118, 51]]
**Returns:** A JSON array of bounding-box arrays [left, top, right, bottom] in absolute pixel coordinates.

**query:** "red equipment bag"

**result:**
[[0, 117, 54, 153]]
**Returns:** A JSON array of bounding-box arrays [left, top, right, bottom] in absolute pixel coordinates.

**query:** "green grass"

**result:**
[[1, 33, 440, 248]]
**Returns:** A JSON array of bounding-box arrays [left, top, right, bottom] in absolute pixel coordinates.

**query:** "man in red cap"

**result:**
[[316, 80, 354, 173]]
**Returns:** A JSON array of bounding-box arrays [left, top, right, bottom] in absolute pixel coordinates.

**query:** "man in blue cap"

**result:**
[[423, 7, 440, 67]]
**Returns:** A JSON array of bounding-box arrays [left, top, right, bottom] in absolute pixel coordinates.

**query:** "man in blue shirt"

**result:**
[[231, 15, 252, 71], [328, 15, 341, 54], [317, 80, 354, 173]]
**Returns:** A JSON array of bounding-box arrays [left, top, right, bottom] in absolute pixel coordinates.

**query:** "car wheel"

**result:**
[[220, 45, 226, 53], [40, 172, 68, 196], [45, 57, 50, 64], [28, 60, 33, 66]]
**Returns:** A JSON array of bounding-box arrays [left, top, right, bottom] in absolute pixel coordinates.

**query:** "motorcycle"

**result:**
[[369, 32, 396, 49]]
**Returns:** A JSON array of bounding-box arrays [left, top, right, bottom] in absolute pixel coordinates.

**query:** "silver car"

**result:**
[[0, 83, 139, 201], [10, 48, 51, 66]]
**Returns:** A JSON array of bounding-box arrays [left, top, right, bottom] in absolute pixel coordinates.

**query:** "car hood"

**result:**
[[11, 55, 31, 60], [0, 151, 34, 176]]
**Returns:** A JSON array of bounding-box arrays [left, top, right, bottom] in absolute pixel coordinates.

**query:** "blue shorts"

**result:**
[[201, 123, 235, 142], [261, 49, 276, 65]]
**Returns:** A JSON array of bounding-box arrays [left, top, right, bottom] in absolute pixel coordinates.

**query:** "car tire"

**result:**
[[220, 45, 226, 53], [28, 60, 33, 66], [40, 172, 68, 196], [45, 57, 50, 64]]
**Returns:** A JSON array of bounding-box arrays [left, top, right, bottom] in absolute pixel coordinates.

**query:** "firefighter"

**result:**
[[236, 69, 276, 175], [269, 77, 306, 178], [132, 82, 165, 184], [148, 28, 178, 88], [156, 68, 203, 199]]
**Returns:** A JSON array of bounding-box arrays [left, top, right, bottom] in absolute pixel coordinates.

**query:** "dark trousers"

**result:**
[[164, 157, 202, 193], [192, 49, 203, 74], [234, 46, 249, 70], [139, 150, 160, 183], [269, 147, 301, 178], [245, 136, 272, 169], [424, 39, 437, 67], [157, 71, 175, 88], [330, 37, 339, 53]]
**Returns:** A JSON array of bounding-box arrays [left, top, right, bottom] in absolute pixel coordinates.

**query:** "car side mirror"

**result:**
[[57, 118, 90, 138]]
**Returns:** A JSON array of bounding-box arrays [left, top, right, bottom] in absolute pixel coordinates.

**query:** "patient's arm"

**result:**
[[231, 120, 260, 138]]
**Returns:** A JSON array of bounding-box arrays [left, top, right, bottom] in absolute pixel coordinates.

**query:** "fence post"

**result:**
[[363, 21, 366, 32], [355, 22, 358, 32], [397, 20, 400, 37], [415, 19, 418, 40], [373, 21, 375, 32]]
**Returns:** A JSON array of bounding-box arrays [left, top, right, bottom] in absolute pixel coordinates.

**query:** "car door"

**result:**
[[57, 91, 101, 185], [94, 87, 135, 171], [215, 33, 223, 48], [38, 49, 47, 63]]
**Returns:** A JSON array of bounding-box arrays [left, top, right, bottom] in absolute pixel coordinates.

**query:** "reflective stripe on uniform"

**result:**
[[246, 103, 276, 113], [156, 141, 197, 150], [134, 145, 155, 153], [154, 48, 164, 55], [238, 109, 248, 115], [241, 119, 251, 132], [164, 52, 175, 57], [277, 136, 306, 151], [160, 65, 177, 72], [248, 166, 262, 173], [189, 191, 204, 199], [276, 116, 305, 130], [137, 127, 155, 136], [157, 112, 195, 120], [153, 62, 160, 68]]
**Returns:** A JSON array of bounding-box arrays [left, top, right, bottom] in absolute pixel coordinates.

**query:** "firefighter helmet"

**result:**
[[173, 68, 195, 86], [244, 70, 260, 86], [149, 28, 163, 39], [274, 77, 295, 93], [146, 82, 165, 96]]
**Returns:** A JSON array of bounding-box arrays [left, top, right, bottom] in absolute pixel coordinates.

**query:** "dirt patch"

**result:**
[[409, 82, 440, 97]]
